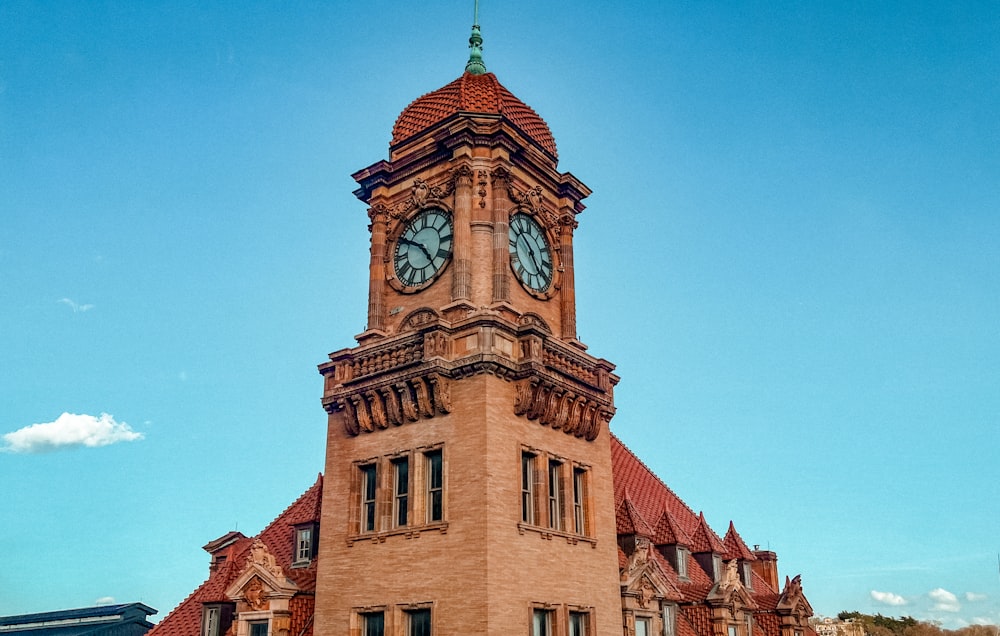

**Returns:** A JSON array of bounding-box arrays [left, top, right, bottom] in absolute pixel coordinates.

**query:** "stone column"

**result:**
[[559, 213, 579, 339], [452, 165, 474, 301], [491, 167, 511, 303], [367, 204, 388, 331]]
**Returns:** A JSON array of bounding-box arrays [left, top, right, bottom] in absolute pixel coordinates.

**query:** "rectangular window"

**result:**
[[407, 608, 431, 636], [295, 526, 313, 563], [712, 555, 723, 582], [532, 609, 552, 636], [572, 467, 587, 534], [425, 449, 443, 523], [676, 547, 688, 579], [202, 607, 220, 636], [729, 626, 739, 636], [362, 612, 384, 636], [201, 604, 234, 636], [663, 605, 677, 636], [569, 611, 588, 636], [361, 463, 378, 533], [635, 617, 650, 636], [746, 615, 753, 636], [393, 457, 409, 527], [521, 452, 535, 524], [249, 622, 268, 636], [742, 562, 753, 589], [547, 460, 563, 530]]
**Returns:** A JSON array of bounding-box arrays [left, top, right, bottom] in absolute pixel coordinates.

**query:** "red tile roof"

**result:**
[[612, 435, 725, 555], [723, 521, 756, 562], [149, 475, 323, 636], [390, 72, 558, 158]]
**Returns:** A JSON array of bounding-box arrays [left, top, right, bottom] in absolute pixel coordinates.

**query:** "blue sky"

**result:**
[[2, 0, 998, 628]]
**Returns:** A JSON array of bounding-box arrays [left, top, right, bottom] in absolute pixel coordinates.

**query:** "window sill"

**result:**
[[517, 523, 597, 547], [347, 522, 449, 546]]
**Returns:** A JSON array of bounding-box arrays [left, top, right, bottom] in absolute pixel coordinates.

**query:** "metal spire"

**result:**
[[465, 0, 486, 75]]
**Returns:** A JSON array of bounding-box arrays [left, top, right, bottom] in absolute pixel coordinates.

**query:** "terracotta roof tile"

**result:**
[[723, 521, 756, 562], [689, 513, 726, 555], [681, 605, 713, 636], [616, 492, 656, 537], [652, 507, 693, 547], [391, 72, 557, 158]]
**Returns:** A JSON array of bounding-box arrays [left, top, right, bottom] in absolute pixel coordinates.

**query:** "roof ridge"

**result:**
[[256, 474, 324, 539], [611, 433, 702, 522]]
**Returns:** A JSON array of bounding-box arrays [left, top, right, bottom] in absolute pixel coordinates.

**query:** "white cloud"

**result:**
[[871, 590, 907, 606], [929, 588, 961, 612], [965, 592, 988, 602], [2, 413, 143, 453], [58, 298, 94, 313], [95, 596, 116, 605]]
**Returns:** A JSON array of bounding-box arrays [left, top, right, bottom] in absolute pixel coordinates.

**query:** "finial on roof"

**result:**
[[465, 0, 487, 75]]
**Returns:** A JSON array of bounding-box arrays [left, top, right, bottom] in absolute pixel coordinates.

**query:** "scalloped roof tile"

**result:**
[[391, 72, 557, 158]]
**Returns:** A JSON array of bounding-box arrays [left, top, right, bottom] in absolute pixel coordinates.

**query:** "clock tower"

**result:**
[[315, 14, 621, 636]]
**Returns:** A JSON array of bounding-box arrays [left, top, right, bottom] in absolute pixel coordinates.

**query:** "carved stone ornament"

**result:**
[[244, 576, 268, 611], [501, 180, 560, 232], [477, 169, 488, 208], [638, 579, 656, 609], [381, 178, 456, 220], [402, 308, 440, 330], [336, 373, 452, 436], [247, 539, 284, 579], [777, 575, 813, 619], [722, 559, 741, 590], [512, 378, 612, 441]]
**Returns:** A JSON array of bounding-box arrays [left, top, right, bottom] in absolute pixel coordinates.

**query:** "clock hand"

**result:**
[[400, 237, 433, 261], [524, 243, 541, 272]]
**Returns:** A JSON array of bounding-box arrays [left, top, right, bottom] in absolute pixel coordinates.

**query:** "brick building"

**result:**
[[149, 15, 816, 636]]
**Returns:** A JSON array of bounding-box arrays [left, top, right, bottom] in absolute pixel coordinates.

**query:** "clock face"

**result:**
[[509, 213, 554, 293], [393, 208, 453, 288]]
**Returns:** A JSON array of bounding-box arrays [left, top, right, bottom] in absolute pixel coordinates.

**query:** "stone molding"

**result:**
[[320, 312, 617, 438]]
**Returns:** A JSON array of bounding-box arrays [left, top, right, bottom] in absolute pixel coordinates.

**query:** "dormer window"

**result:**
[[676, 547, 689, 579], [293, 523, 317, 566], [741, 562, 753, 589], [201, 604, 235, 636], [712, 554, 723, 582]]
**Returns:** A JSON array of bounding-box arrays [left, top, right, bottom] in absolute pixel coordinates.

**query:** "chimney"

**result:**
[[751, 549, 779, 593]]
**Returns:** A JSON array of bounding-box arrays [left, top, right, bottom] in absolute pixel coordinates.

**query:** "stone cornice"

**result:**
[[320, 312, 617, 440]]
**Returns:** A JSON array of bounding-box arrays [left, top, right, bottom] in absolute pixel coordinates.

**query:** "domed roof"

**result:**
[[391, 72, 558, 158]]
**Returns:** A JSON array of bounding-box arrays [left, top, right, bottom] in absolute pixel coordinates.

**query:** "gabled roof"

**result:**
[[616, 491, 655, 537], [722, 522, 756, 561], [149, 475, 323, 636], [651, 507, 692, 547], [390, 72, 558, 158], [689, 513, 726, 555]]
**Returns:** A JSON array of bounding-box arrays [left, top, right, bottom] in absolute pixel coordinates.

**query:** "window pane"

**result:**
[[394, 458, 409, 527], [249, 622, 268, 636], [362, 612, 384, 636], [361, 464, 377, 532], [408, 608, 431, 636], [425, 450, 443, 522], [532, 609, 550, 636], [296, 527, 313, 561], [573, 468, 586, 534], [521, 453, 534, 524], [569, 611, 588, 636], [635, 618, 649, 636], [203, 607, 219, 636], [548, 460, 562, 530]]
